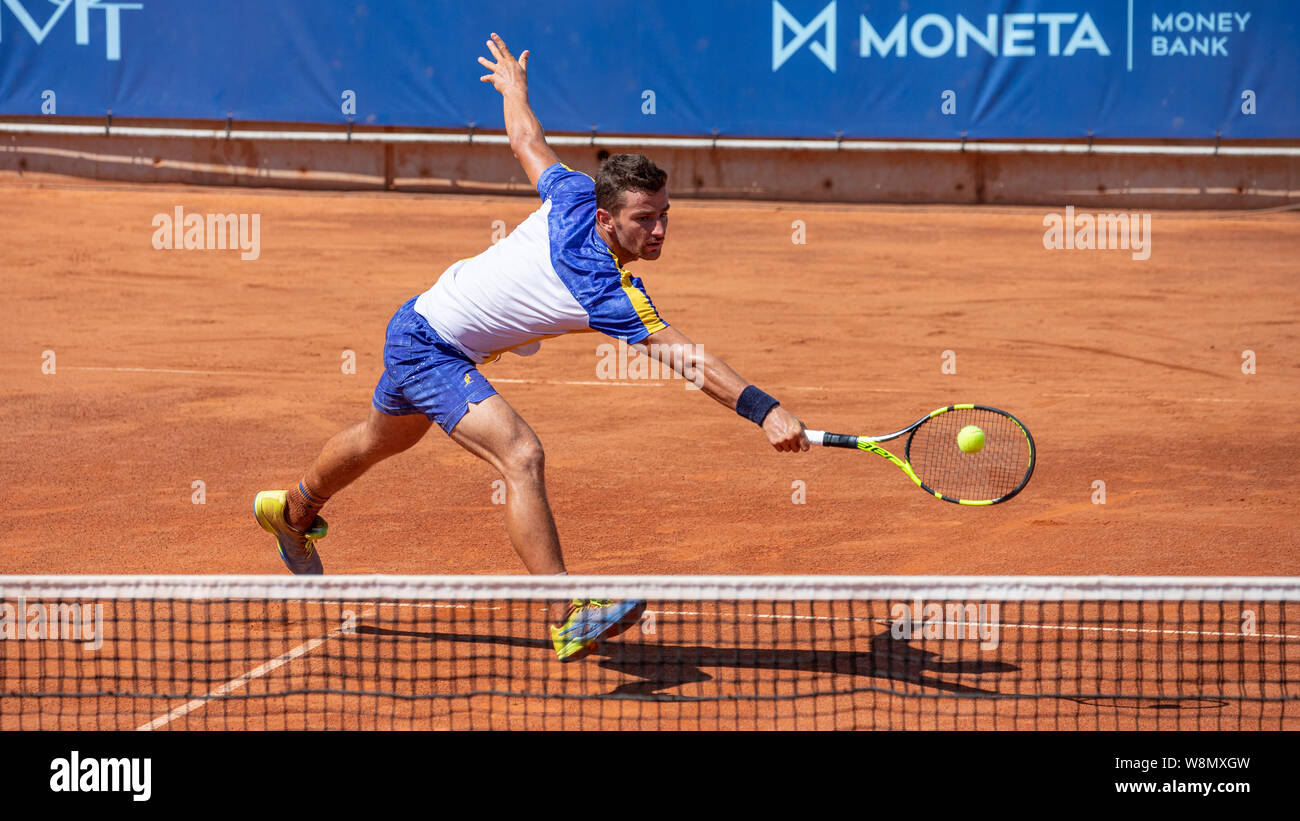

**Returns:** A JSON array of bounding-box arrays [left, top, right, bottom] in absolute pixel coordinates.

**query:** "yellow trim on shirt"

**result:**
[[559, 162, 594, 181], [599, 245, 666, 337], [603, 250, 665, 335], [620, 270, 667, 335]]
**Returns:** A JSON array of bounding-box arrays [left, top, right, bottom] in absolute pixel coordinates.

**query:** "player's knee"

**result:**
[[501, 436, 545, 480]]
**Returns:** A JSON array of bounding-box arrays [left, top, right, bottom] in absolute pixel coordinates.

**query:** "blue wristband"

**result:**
[[736, 385, 779, 426]]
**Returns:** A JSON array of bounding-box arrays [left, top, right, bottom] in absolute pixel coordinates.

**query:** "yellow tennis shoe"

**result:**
[[550, 599, 646, 661], [254, 490, 327, 575]]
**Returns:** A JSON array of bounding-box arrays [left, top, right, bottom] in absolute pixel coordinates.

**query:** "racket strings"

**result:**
[[906, 408, 1033, 502]]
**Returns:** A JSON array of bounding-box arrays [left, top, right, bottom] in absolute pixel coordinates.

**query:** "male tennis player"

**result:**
[[255, 33, 808, 661]]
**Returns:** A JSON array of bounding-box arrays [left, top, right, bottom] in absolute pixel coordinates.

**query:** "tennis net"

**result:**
[[2, 575, 1297, 730]]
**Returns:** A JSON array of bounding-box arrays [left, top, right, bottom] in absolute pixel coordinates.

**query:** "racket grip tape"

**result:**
[[805, 431, 860, 449]]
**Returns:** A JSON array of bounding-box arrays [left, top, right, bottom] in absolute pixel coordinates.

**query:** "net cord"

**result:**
[[2, 575, 1298, 602]]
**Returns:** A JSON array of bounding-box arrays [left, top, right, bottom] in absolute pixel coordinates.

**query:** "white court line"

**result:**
[[1165, 397, 1247, 404], [68, 365, 279, 376], [70, 366, 668, 385], [65, 366, 1253, 405], [136, 610, 369, 731], [497, 378, 832, 391], [493, 378, 666, 388], [62, 365, 830, 391], [58, 370, 1255, 404], [650, 608, 1299, 642], [1044, 392, 1251, 404], [336, 600, 1300, 643]]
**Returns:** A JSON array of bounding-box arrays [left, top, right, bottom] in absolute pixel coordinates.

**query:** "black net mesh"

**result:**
[[2, 576, 1296, 730]]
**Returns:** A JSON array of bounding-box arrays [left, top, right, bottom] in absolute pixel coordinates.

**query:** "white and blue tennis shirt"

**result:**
[[414, 163, 668, 364]]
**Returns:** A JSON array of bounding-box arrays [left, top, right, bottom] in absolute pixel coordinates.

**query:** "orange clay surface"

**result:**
[[1, 173, 1298, 730], [3, 174, 1297, 577]]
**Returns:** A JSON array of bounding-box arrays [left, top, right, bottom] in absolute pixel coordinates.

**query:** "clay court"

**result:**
[[2, 174, 1297, 577], [2, 173, 1298, 730]]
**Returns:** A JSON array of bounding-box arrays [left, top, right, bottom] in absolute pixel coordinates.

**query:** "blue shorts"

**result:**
[[372, 297, 498, 433]]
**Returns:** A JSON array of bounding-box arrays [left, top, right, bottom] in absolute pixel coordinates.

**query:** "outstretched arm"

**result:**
[[478, 32, 560, 188], [635, 326, 809, 452]]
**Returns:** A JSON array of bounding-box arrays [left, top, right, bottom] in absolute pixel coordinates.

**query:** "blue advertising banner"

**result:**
[[0, 1, 1295, 138]]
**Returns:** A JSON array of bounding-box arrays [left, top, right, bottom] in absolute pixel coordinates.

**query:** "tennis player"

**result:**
[[255, 33, 808, 661]]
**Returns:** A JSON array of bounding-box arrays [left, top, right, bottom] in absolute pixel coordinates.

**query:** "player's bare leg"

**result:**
[[285, 406, 432, 531], [447, 394, 570, 623]]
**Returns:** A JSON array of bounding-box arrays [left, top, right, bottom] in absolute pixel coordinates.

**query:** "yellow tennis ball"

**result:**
[[957, 425, 985, 454]]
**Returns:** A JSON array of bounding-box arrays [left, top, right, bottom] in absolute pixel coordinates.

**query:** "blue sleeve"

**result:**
[[586, 273, 669, 344], [537, 162, 667, 343], [537, 163, 594, 204]]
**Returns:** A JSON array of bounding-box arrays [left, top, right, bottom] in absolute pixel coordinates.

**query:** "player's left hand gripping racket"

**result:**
[[806, 404, 1035, 505]]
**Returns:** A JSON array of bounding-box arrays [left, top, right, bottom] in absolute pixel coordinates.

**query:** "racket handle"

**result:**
[[805, 430, 860, 449]]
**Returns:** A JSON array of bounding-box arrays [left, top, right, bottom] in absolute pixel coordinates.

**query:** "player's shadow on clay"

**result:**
[[594, 628, 1015, 699], [354, 624, 1015, 699]]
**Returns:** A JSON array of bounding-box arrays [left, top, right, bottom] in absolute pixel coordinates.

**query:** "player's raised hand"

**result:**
[[763, 406, 810, 452], [478, 33, 530, 98]]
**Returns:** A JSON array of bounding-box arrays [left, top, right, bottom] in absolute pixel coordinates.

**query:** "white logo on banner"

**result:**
[[772, 1, 836, 72], [1150, 10, 1251, 57], [0, 0, 142, 61], [772, 4, 1114, 69], [859, 12, 1109, 59]]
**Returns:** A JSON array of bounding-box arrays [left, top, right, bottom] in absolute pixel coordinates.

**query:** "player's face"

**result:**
[[612, 188, 670, 261]]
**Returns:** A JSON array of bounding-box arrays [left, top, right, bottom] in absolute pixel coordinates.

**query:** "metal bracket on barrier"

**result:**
[[1087, 129, 1094, 153], [347, 117, 354, 142], [467, 121, 475, 145], [835, 129, 843, 150], [960, 130, 967, 152], [711, 127, 719, 149], [1215, 129, 1221, 156], [226, 112, 233, 140], [590, 124, 597, 146], [105, 109, 112, 136]]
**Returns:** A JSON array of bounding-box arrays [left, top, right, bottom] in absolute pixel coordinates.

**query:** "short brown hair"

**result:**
[[595, 154, 667, 214]]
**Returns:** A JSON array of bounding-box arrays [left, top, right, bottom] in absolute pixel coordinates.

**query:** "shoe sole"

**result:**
[[555, 601, 647, 662], [599, 600, 647, 642], [557, 642, 596, 663], [253, 492, 323, 575]]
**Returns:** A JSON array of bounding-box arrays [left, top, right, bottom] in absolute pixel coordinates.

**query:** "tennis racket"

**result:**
[[806, 404, 1035, 505]]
